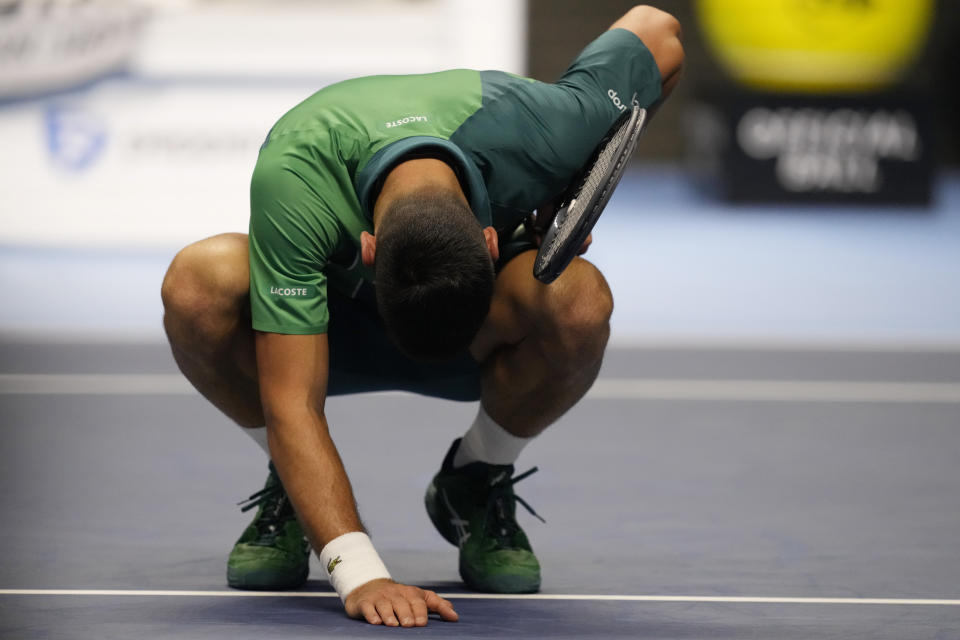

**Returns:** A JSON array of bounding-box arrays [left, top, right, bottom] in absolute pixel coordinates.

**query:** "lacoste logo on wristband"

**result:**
[[327, 555, 342, 574], [320, 531, 391, 601]]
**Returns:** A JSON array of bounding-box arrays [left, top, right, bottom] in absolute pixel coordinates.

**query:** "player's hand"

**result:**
[[530, 229, 593, 256], [527, 208, 593, 256], [577, 233, 593, 255], [343, 578, 459, 627]]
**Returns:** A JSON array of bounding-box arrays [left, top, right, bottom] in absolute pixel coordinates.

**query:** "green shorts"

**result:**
[[326, 226, 536, 400]]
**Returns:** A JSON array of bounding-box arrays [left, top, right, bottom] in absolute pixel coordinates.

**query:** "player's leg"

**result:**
[[425, 249, 612, 593], [161, 232, 262, 427], [161, 233, 310, 590], [472, 250, 613, 436]]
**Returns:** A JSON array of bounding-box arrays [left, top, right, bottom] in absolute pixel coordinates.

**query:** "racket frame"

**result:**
[[533, 105, 648, 284]]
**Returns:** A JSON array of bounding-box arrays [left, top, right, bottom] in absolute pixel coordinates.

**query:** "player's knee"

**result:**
[[543, 262, 613, 365], [161, 234, 249, 347], [565, 274, 613, 347], [161, 254, 211, 346]]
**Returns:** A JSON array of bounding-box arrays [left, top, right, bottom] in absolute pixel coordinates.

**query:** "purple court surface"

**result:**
[[1, 341, 959, 638]]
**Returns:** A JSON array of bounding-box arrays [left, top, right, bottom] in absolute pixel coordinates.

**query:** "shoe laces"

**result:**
[[237, 478, 294, 546], [484, 467, 545, 546]]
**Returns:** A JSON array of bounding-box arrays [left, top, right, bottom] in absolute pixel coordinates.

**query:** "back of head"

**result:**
[[375, 188, 494, 361]]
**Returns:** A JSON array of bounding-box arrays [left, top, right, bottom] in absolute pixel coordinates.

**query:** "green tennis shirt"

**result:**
[[249, 28, 661, 334]]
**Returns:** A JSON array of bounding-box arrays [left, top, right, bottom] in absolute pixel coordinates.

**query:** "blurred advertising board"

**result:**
[[689, 93, 934, 204], [0, 81, 312, 247], [690, 0, 936, 205], [0, 0, 526, 248], [0, 1, 147, 100]]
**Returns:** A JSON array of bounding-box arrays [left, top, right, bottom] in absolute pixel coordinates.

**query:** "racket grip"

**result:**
[[529, 201, 558, 236]]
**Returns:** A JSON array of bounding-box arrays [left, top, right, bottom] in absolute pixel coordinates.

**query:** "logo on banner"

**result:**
[[44, 103, 108, 172]]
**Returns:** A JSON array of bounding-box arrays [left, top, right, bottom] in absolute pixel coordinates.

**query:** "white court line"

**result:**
[[1, 374, 959, 403], [5, 329, 960, 352], [0, 589, 958, 606], [607, 335, 960, 353], [587, 379, 960, 403], [0, 374, 194, 395]]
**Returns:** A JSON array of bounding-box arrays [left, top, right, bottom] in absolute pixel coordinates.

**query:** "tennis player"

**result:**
[[161, 5, 682, 627]]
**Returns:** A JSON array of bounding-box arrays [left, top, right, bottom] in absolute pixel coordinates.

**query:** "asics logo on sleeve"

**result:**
[[385, 115, 428, 128]]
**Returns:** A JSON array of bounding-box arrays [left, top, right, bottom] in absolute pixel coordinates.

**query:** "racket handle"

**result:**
[[529, 201, 558, 236]]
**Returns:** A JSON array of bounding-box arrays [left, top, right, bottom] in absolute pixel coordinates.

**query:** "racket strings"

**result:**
[[541, 121, 634, 263]]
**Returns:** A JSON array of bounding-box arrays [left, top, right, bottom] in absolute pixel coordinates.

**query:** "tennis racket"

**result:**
[[533, 105, 648, 284]]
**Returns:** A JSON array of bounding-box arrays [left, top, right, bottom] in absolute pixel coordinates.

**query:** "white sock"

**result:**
[[242, 426, 271, 458], [453, 405, 532, 467]]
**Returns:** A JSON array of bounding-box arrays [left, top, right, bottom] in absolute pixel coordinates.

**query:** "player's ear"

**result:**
[[482, 226, 499, 263], [360, 230, 376, 267]]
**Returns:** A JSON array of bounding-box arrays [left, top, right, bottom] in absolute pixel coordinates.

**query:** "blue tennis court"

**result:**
[[3, 2, 960, 635], [2, 338, 959, 638]]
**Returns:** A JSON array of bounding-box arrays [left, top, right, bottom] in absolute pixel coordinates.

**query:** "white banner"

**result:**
[[0, 0, 527, 249], [0, 1, 148, 100], [0, 82, 315, 247]]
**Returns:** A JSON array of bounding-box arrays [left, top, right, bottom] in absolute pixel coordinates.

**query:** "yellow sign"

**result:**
[[696, 0, 934, 92]]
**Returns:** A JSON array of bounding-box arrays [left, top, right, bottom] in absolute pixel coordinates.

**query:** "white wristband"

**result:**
[[318, 532, 392, 602]]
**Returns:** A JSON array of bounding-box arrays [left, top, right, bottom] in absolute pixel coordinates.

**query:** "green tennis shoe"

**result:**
[[425, 439, 544, 593], [227, 462, 310, 590]]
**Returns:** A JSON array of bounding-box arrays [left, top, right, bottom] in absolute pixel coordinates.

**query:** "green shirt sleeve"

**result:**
[[248, 151, 344, 335], [450, 28, 662, 229], [556, 28, 662, 117]]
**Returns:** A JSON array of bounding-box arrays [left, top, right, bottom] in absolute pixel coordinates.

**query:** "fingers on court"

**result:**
[[375, 599, 399, 627], [358, 600, 381, 625], [391, 595, 417, 628], [425, 590, 459, 621], [410, 596, 429, 626]]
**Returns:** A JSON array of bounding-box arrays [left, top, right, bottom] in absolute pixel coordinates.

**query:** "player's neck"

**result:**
[[373, 158, 466, 230]]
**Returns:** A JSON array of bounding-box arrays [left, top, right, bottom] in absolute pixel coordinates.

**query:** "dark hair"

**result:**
[[375, 188, 495, 361]]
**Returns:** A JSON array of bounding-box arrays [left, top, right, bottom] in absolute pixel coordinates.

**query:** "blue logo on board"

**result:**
[[44, 103, 108, 172]]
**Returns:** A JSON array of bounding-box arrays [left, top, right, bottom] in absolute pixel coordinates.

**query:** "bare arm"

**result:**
[[254, 331, 457, 626], [610, 5, 684, 102], [255, 332, 364, 543]]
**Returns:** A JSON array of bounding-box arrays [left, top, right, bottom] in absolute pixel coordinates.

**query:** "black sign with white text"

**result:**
[[690, 93, 934, 205]]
